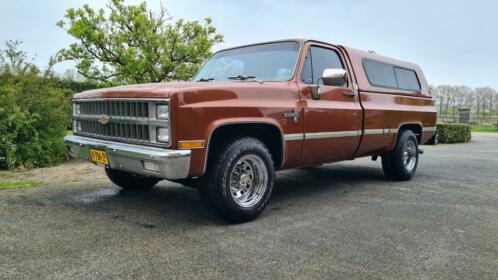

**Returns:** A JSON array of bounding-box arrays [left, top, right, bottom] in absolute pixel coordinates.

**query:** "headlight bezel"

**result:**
[[156, 104, 169, 120], [156, 127, 170, 143]]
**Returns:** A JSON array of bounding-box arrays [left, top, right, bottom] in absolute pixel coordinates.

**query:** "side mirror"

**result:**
[[322, 68, 348, 87]]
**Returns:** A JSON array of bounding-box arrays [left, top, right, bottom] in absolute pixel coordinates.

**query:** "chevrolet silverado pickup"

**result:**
[[64, 39, 437, 223]]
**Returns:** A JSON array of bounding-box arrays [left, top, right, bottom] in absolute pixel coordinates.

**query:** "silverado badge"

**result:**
[[283, 109, 300, 123], [98, 115, 110, 125]]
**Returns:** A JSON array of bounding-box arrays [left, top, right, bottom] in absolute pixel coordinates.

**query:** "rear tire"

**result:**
[[199, 137, 275, 223], [382, 130, 419, 181], [105, 169, 159, 190]]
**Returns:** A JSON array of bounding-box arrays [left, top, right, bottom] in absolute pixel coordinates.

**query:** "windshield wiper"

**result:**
[[196, 77, 214, 82], [227, 74, 263, 83]]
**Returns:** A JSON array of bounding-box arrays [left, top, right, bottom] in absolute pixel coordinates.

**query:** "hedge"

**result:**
[[436, 123, 471, 143], [0, 68, 71, 170]]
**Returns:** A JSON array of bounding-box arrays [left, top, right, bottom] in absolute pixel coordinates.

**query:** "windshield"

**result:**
[[192, 41, 300, 82]]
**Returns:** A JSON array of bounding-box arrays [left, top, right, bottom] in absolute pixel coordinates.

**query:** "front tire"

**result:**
[[199, 137, 275, 223], [382, 130, 419, 181], [105, 169, 159, 190]]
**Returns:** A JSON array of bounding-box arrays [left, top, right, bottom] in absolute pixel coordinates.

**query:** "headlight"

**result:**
[[156, 127, 169, 143], [73, 103, 80, 115], [156, 104, 169, 119]]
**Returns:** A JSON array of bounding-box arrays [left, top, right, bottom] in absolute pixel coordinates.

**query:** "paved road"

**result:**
[[1, 133, 497, 279]]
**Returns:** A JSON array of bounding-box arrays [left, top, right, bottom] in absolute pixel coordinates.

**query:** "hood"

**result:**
[[73, 81, 228, 99]]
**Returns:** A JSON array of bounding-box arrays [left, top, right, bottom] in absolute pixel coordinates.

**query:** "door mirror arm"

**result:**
[[309, 84, 321, 100]]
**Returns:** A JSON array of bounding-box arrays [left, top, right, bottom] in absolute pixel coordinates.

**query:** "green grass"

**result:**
[[66, 130, 73, 136], [0, 171, 9, 178], [0, 179, 43, 189], [471, 124, 498, 132]]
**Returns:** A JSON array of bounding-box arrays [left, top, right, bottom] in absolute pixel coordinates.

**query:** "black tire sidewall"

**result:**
[[382, 130, 419, 181], [203, 137, 275, 222], [221, 146, 274, 214], [394, 131, 419, 179]]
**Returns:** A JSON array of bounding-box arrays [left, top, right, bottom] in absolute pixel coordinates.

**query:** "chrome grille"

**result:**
[[78, 119, 150, 142], [79, 100, 149, 118], [72, 99, 169, 146]]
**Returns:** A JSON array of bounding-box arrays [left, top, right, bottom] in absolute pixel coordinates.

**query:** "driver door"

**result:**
[[298, 44, 363, 165]]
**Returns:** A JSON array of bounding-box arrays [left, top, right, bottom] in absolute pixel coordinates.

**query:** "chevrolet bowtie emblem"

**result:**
[[283, 109, 300, 123], [98, 115, 110, 125]]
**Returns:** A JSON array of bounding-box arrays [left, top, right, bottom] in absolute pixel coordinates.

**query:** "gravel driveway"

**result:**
[[1, 133, 497, 279]]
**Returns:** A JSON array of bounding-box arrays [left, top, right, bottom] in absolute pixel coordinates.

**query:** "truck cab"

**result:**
[[65, 39, 437, 223]]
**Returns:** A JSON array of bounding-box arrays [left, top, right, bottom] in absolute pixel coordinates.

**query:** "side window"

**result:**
[[363, 59, 421, 91], [309, 46, 344, 85], [394, 67, 421, 90], [301, 49, 313, 84], [363, 59, 398, 88]]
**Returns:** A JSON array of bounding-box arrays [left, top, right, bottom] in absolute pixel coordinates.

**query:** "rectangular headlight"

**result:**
[[156, 127, 169, 143], [156, 104, 169, 119]]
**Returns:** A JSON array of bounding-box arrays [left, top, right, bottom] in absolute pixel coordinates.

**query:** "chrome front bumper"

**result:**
[[64, 135, 191, 180]]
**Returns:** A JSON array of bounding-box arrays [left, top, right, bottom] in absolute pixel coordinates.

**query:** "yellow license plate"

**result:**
[[89, 149, 109, 165]]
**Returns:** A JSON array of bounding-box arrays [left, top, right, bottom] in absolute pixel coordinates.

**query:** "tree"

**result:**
[[57, 0, 223, 83], [0, 40, 35, 75]]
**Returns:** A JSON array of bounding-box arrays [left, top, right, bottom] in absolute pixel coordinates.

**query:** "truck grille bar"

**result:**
[[72, 99, 169, 147], [79, 100, 149, 118]]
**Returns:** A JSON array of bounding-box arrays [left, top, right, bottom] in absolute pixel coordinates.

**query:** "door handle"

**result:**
[[343, 92, 355, 97]]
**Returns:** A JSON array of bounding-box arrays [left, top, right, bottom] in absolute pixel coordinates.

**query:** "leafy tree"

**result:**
[[0, 40, 34, 75], [57, 0, 223, 83]]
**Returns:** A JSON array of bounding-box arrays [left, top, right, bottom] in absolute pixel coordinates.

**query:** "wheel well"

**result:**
[[207, 123, 284, 168], [399, 123, 422, 143]]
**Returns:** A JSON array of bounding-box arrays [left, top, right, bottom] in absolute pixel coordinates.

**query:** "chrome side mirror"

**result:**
[[322, 68, 348, 87]]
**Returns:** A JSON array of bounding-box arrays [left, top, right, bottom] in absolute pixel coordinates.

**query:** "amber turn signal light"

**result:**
[[178, 140, 205, 149]]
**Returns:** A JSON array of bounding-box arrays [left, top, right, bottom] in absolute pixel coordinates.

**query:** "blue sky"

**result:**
[[1, 0, 497, 88]]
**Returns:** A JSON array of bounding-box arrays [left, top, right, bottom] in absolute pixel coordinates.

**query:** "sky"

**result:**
[[1, 0, 497, 88]]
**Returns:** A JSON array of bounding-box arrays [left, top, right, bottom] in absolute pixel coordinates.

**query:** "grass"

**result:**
[[66, 130, 73, 136], [0, 179, 43, 189], [0, 171, 8, 178], [471, 124, 498, 132]]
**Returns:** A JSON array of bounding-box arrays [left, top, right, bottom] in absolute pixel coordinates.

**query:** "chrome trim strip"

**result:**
[[423, 127, 437, 132], [386, 128, 399, 134], [73, 98, 169, 102], [284, 133, 305, 141], [363, 129, 385, 135], [64, 135, 190, 180], [284, 128, 402, 141], [305, 130, 361, 139]]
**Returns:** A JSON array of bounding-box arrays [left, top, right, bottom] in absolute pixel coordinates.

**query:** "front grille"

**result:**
[[72, 99, 169, 146], [79, 100, 149, 118], [79, 119, 150, 142]]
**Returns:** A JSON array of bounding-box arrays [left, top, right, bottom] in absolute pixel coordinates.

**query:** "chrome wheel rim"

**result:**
[[402, 140, 417, 172], [229, 154, 268, 208]]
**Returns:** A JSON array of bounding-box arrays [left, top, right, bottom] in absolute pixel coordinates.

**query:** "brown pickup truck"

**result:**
[[65, 39, 437, 222]]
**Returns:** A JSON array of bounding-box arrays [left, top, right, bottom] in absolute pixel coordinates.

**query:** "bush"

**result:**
[[0, 68, 70, 170], [436, 123, 472, 143]]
